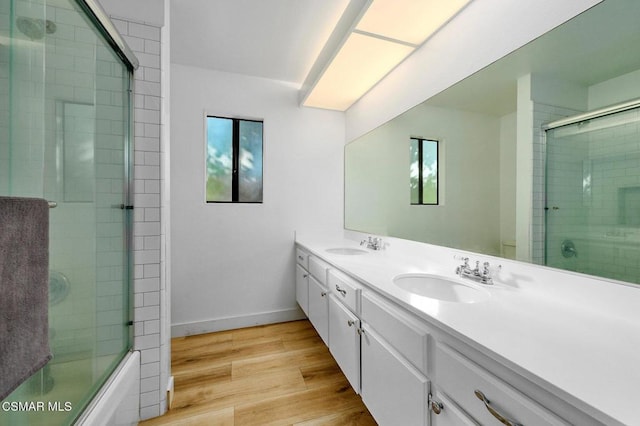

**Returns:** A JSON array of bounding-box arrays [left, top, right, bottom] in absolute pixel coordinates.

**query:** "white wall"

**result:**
[[170, 64, 344, 335], [345, 0, 602, 141]]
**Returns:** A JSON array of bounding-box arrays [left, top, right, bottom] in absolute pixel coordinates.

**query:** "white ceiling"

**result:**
[[426, 0, 640, 116], [170, 0, 350, 84]]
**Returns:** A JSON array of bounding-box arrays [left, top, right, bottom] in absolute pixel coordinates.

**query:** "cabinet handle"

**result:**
[[303, 273, 309, 278], [335, 285, 347, 296], [321, 291, 327, 297], [474, 390, 523, 426], [357, 327, 365, 336], [298, 255, 304, 261], [347, 320, 355, 327], [430, 400, 444, 415]]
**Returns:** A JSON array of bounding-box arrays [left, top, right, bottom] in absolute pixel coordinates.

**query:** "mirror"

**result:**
[[345, 0, 640, 285]]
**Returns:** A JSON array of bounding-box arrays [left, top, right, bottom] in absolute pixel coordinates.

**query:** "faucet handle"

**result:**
[[482, 262, 490, 276]]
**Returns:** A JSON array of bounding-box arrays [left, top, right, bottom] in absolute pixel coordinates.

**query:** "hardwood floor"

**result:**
[[140, 320, 377, 425]]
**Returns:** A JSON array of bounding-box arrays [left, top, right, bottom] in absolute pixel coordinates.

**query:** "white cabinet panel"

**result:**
[[430, 390, 479, 426], [362, 291, 429, 374], [308, 255, 330, 285], [308, 275, 329, 346], [435, 344, 570, 426], [295, 247, 308, 269], [328, 295, 360, 394], [295, 264, 309, 316], [328, 269, 362, 314], [361, 324, 429, 426]]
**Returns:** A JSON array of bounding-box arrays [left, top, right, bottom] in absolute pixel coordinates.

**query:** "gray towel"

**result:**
[[0, 196, 52, 400]]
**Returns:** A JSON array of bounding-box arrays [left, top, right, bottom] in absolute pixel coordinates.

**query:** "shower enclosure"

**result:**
[[1, 0, 136, 424], [545, 101, 640, 285]]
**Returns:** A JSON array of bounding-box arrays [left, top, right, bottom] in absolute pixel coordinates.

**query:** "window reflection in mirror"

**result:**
[[410, 138, 438, 205]]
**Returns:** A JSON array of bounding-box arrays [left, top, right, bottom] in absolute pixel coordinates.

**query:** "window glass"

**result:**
[[206, 117, 233, 202], [238, 120, 263, 202]]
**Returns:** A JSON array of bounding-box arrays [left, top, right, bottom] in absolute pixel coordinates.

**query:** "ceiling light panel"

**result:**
[[304, 32, 414, 110], [356, 0, 472, 44]]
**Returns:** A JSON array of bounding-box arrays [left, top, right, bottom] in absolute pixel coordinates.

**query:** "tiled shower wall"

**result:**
[[111, 17, 167, 419]]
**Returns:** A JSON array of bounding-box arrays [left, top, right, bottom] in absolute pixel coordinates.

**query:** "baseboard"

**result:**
[[171, 307, 306, 337]]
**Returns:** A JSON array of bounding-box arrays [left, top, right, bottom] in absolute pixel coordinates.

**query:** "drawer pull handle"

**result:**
[[335, 285, 347, 296], [474, 390, 523, 426]]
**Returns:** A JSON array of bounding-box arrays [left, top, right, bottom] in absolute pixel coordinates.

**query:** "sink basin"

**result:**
[[325, 247, 369, 255], [393, 273, 490, 303]]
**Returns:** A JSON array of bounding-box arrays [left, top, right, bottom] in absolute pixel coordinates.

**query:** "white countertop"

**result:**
[[296, 233, 640, 426]]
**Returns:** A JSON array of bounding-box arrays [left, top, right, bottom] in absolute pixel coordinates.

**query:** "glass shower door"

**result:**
[[0, 0, 132, 424], [545, 107, 640, 284]]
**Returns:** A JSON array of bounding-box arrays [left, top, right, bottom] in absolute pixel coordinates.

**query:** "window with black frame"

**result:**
[[206, 116, 263, 203], [410, 137, 438, 205]]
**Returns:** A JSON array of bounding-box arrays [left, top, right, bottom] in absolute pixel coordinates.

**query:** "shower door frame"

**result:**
[[73, 0, 140, 351]]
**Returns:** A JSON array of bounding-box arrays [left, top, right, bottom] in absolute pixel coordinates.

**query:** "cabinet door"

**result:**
[[308, 276, 329, 346], [361, 324, 429, 426], [295, 264, 309, 316], [328, 295, 360, 394], [430, 390, 480, 426]]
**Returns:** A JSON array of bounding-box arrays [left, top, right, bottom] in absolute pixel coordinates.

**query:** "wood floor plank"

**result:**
[[140, 406, 234, 426], [172, 368, 307, 412], [293, 405, 378, 426], [174, 362, 232, 390], [234, 378, 364, 425], [232, 345, 331, 379], [140, 320, 376, 426]]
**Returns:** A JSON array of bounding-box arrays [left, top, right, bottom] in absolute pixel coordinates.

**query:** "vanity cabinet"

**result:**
[[295, 248, 309, 315], [361, 323, 429, 426], [307, 256, 331, 346], [294, 242, 606, 426]]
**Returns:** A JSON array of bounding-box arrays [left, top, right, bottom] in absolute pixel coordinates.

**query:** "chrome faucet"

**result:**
[[456, 258, 494, 285], [360, 236, 383, 251]]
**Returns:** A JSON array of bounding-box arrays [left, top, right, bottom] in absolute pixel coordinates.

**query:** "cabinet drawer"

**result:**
[[328, 269, 362, 315], [435, 344, 570, 426], [295, 247, 309, 269], [361, 291, 429, 375], [308, 255, 330, 285]]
